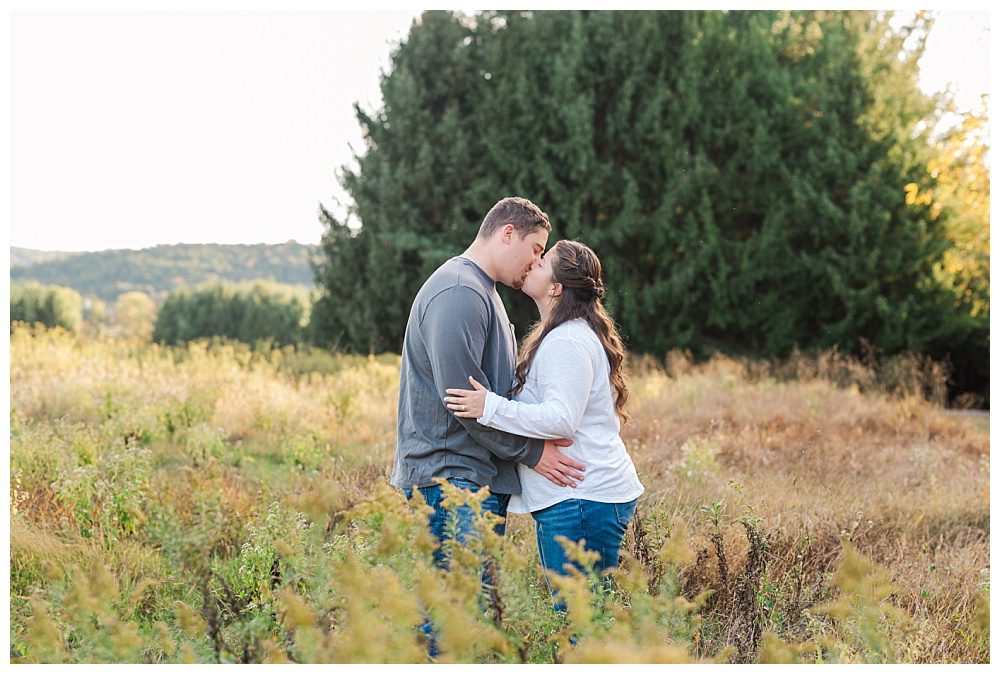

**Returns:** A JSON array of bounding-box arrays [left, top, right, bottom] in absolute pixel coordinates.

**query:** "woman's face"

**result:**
[[521, 248, 559, 301]]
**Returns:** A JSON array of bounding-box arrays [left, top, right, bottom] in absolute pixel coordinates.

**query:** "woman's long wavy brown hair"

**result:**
[[509, 240, 631, 424]]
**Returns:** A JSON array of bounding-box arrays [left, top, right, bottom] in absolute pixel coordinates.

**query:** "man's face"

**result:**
[[502, 226, 548, 289]]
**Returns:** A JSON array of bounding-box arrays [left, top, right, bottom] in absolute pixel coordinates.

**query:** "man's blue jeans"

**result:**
[[532, 498, 638, 612], [403, 477, 510, 656], [403, 477, 511, 567]]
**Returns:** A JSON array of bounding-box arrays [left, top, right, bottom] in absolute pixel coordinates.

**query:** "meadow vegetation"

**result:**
[[9, 323, 989, 663]]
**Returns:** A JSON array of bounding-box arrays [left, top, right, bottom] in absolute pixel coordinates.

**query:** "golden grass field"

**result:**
[[9, 324, 989, 663]]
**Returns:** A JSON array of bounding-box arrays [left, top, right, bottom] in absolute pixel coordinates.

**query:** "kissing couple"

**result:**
[[390, 196, 644, 652]]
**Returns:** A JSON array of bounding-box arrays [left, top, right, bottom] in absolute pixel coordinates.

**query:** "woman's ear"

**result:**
[[550, 282, 563, 298]]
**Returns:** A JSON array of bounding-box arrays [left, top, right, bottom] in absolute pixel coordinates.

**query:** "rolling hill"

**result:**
[[10, 242, 321, 302]]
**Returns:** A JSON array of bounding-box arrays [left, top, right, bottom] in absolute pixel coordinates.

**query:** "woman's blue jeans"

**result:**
[[532, 498, 638, 612]]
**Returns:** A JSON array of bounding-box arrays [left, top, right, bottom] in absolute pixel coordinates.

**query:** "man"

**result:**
[[391, 196, 586, 567]]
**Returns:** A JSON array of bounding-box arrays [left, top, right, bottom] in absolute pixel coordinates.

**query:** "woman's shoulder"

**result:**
[[541, 319, 601, 352]]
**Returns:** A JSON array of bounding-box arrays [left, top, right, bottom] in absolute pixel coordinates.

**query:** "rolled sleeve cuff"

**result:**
[[478, 391, 502, 427]]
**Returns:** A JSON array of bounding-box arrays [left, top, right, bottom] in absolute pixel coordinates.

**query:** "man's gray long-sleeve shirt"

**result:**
[[390, 256, 545, 494]]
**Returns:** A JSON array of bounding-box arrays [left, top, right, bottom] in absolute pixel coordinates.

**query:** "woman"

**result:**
[[444, 239, 644, 606]]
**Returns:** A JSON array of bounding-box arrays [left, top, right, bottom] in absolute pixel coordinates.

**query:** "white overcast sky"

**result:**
[[7, 8, 992, 252]]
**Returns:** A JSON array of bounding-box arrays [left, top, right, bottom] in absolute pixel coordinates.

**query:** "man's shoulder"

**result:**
[[421, 260, 491, 298], [424, 282, 491, 309], [415, 260, 493, 322]]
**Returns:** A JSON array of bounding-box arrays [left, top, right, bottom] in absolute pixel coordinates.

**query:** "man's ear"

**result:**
[[502, 223, 515, 243]]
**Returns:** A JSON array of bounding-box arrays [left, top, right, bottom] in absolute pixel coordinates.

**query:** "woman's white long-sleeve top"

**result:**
[[478, 318, 644, 514]]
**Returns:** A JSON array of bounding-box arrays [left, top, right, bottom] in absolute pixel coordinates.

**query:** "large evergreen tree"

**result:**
[[311, 12, 491, 352], [313, 10, 986, 402]]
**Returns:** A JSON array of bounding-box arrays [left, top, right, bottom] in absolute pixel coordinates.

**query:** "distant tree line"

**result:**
[[152, 281, 311, 346], [10, 283, 84, 331], [309, 10, 989, 405], [11, 280, 312, 347]]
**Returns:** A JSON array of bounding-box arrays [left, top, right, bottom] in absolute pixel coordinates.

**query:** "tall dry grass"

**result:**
[[9, 323, 989, 663]]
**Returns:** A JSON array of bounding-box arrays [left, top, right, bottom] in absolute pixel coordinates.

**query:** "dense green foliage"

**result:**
[[152, 281, 311, 346], [312, 10, 987, 403], [10, 282, 84, 330], [11, 242, 319, 303]]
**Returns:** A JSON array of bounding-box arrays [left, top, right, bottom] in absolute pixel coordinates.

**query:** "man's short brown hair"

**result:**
[[477, 196, 551, 240]]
